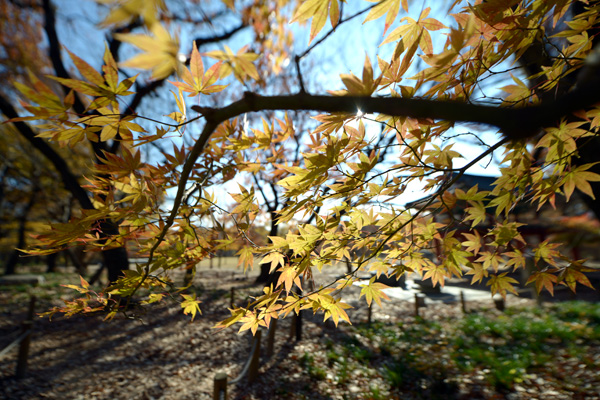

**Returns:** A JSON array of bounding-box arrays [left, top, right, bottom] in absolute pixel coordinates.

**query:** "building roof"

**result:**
[[405, 173, 497, 209]]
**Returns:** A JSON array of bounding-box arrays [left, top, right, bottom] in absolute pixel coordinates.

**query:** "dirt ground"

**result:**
[[0, 261, 599, 400]]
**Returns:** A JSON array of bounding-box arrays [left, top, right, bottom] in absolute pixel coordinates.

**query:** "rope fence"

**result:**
[[214, 284, 508, 399], [213, 330, 262, 400], [0, 296, 36, 379]]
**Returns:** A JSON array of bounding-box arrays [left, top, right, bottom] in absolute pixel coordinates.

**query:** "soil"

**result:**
[[1, 265, 599, 400]]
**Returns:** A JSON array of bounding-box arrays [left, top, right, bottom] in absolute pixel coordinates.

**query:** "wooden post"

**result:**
[[493, 295, 505, 312], [292, 279, 303, 341], [367, 303, 372, 324], [414, 293, 425, 317], [15, 296, 36, 379], [415, 293, 419, 317], [267, 319, 277, 358], [289, 310, 302, 341], [460, 291, 467, 314], [289, 312, 296, 339], [230, 287, 235, 308], [295, 310, 302, 341], [26, 296, 36, 320], [16, 321, 32, 379], [248, 330, 261, 383], [213, 372, 228, 400], [16, 296, 35, 379], [534, 285, 543, 307]]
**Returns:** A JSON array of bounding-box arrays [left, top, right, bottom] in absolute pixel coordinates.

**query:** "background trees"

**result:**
[[2, 0, 600, 327]]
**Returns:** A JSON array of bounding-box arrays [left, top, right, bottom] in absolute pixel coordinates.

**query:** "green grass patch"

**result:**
[[300, 352, 327, 381], [453, 301, 600, 389], [0, 270, 84, 313], [334, 301, 600, 395]]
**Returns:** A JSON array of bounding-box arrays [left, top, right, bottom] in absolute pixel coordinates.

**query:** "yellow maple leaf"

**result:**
[[181, 293, 202, 321], [359, 277, 391, 307], [290, 0, 342, 42], [96, 0, 166, 27], [169, 43, 227, 96], [115, 23, 180, 80], [204, 45, 259, 83], [364, 0, 408, 36]]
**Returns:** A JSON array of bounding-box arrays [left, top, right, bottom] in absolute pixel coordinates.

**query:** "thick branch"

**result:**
[[125, 79, 166, 114], [42, 0, 69, 83], [253, 173, 275, 212], [180, 81, 600, 233], [43, 0, 110, 160], [42, 0, 86, 115], [192, 82, 600, 141], [0, 95, 94, 210]]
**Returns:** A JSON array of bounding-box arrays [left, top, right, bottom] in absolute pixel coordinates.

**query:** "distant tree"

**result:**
[[2, 0, 600, 327], [0, 0, 255, 283], [0, 123, 94, 275]]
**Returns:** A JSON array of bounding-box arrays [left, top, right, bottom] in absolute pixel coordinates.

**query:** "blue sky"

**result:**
[[48, 0, 514, 214]]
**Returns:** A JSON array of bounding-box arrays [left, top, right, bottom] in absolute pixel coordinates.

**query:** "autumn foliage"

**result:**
[[3, 0, 600, 330]]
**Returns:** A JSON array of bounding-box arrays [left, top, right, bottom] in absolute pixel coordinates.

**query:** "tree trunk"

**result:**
[[102, 246, 129, 284], [94, 219, 129, 283], [64, 248, 87, 275], [46, 252, 58, 273], [4, 252, 19, 275], [4, 189, 37, 275]]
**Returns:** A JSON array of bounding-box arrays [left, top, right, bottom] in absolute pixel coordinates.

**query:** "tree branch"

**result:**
[[42, 0, 110, 160], [253, 173, 275, 212], [108, 20, 142, 63], [192, 23, 246, 53], [192, 81, 600, 141], [125, 79, 166, 115], [42, 0, 86, 115], [137, 57, 600, 296]]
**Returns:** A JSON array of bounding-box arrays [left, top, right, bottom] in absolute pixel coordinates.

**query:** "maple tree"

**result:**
[[2, 0, 600, 330]]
